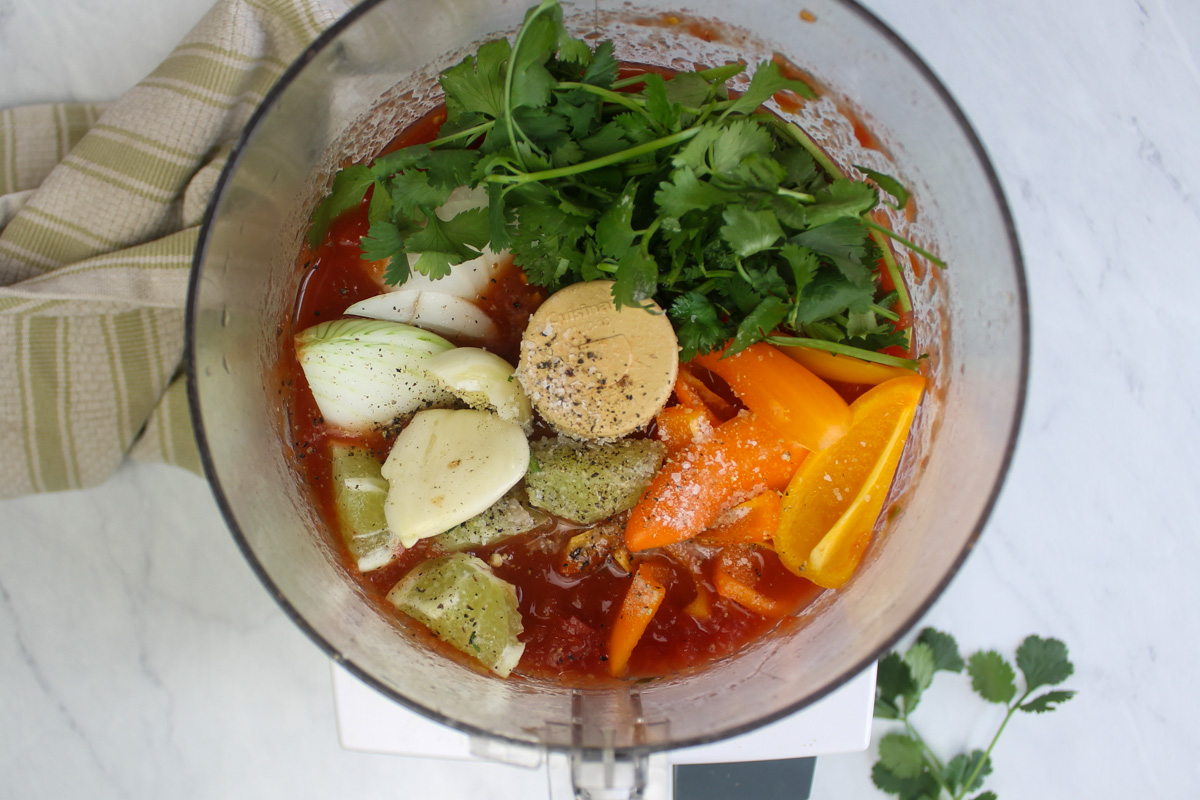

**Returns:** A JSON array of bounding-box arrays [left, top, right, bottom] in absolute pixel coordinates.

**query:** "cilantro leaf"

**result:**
[[729, 295, 790, 356], [856, 164, 912, 209], [581, 40, 618, 86], [655, 166, 732, 217], [875, 650, 916, 719], [307, 165, 373, 247], [804, 178, 878, 228], [360, 219, 408, 262], [722, 60, 815, 118], [387, 169, 453, 218], [669, 291, 727, 361], [878, 733, 926, 780], [967, 651, 1018, 705], [916, 628, 965, 674], [404, 208, 489, 279], [793, 216, 874, 287], [870, 760, 941, 800], [1019, 689, 1076, 714], [720, 205, 783, 257], [612, 247, 659, 308], [902, 641, 936, 708], [944, 750, 992, 793], [1015, 635, 1075, 692], [440, 39, 511, 119]]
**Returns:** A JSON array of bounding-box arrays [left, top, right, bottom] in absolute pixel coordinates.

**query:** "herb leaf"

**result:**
[[967, 650, 1018, 705], [1015, 635, 1075, 692]]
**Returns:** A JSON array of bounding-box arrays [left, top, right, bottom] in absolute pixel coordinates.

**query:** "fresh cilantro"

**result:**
[[871, 629, 1076, 800], [855, 164, 912, 210], [306, 0, 943, 365]]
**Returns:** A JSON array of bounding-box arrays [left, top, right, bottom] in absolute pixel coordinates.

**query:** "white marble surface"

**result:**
[[2, 0, 1198, 797]]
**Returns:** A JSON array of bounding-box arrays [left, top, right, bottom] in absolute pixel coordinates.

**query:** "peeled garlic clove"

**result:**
[[381, 409, 529, 547]]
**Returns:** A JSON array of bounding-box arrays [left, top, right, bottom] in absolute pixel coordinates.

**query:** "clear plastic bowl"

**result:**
[[186, 0, 1026, 761]]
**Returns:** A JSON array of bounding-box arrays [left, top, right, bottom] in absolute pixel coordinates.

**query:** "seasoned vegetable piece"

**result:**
[[624, 413, 803, 552], [526, 437, 666, 524], [330, 443, 400, 572], [559, 518, 631, 577], [693, 342, 852, 452], [386, 553, 525, 677], [381, 408, 529, 546], [425, 347, 533, 432], [294, 319, 455, 432], [608, 562, 670, 677], [434, 488, 545, 552]]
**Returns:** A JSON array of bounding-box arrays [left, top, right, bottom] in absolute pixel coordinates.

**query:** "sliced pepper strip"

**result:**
[[625, 412, 802, 552], [693, 341, 852, 452], [607, 562, 669, 677]]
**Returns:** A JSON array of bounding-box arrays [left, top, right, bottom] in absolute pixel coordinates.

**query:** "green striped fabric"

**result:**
[[0, 0, 354, 498]]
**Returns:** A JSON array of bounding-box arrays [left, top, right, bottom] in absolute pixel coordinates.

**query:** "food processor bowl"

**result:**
[[187, 0, 1026, 770]]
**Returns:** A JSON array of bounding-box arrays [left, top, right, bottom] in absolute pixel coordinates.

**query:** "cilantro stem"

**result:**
[[902, 717, 954, 796], [503, 0, 557, 170], [766, 335, 920, 369], [425, 119, 495, 149], [776, 186, 816, 203], [870, 227, 913, 314], [870, 302, 900, 322], [863, 219, 947, 268], [774, 119, 846, 179], [484, 127, 701, 185], [954, 692, 1028, 800], [557, 81, 653, 118]]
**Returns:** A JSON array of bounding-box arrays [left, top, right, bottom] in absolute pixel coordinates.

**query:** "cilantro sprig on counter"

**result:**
[[308, 0, 942, 364], [872, 629, 1076, 800]]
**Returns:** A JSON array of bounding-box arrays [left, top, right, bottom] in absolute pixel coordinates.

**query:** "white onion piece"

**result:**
[[346, 290, 498, 342], [425, 348, 533, 433], [294, 319, 455, 432], [381, 409, 529, 547]]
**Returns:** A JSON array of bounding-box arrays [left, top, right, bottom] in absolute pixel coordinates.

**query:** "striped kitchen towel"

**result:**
[[0, 0, 354, 498]]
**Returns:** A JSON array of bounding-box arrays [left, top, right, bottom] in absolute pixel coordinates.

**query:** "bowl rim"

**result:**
[[184, 0, 1030, 755]]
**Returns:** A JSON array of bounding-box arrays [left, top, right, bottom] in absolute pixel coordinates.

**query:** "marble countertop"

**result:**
[[3, 0, 1197, 797]]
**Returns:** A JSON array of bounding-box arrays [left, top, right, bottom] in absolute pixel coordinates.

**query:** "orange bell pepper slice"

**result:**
[[607, 562, 670, 677], [692, 342, 852, 452]]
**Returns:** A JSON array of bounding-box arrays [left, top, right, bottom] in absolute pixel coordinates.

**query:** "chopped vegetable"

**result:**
[[652, 404, 717, 456], [694, 490, 781, 547], [713, 544, 789, 617], [525, 437, 665, 524], [424, 347, 533, 432], [693, 341, 853, 452], [774, 375, 925, 588], [777, 344, 916, 386], [674, 365, 737, 421], [294, 318, 455, 432], [330, 443, 401, 571], [346, 290, 499, 342], [433, 487, 545, 552], [559, 518, 631, 577], [381, 408, 529, 546], [607, 562, 670, 677], [386, 553, 525, 677], [624, 412, 803, 552]]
